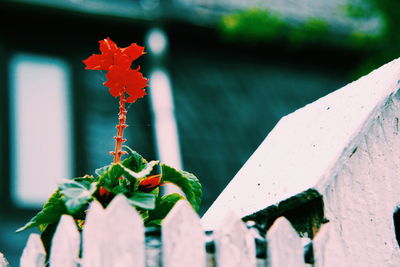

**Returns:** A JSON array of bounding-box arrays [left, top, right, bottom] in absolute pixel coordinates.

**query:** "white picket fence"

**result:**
[[7, 194, 329, 267]]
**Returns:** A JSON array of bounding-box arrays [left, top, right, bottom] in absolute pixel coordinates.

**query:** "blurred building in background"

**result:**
[[0, 0, 395, 265]]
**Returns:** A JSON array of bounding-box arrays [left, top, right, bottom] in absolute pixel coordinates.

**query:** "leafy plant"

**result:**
[[17, 38, 202, 234], [18, 147, 201, 232]]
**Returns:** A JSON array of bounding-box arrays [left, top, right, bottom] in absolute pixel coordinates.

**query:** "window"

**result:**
[[9, 53, 73, 208]]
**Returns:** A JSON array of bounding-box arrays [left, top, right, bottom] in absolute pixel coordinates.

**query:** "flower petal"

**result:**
[[82, 54, 107, 70], [99, 37, 119, 54], [122, 43, 145, 62], [126, 90, 147, 103], [125, 69, 148, 103]]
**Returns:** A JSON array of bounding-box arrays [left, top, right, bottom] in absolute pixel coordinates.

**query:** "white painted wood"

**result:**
[[319, 93, 400, 266], [103, 194, 145, 267], [214, 212, 256, 267], [202, 57, 400, 230], [50, 215, 80, 267], [312, 224, 330, 267], [20, 233, 46, 267], [266, 217, 303, 267], [0, 252, 10, 267], [162, 200, 206, 267], [81, 200, 106, 267]]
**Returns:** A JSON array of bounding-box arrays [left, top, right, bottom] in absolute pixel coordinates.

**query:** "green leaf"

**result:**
[[161, 164, 202, 212], [146, 193, 185, 226], [138, 210, 149, 221], [149, 187, 160, 197], [121, 146, 151, 173], [118, 161, 158, 180], [106, 163, 124, 181], [106, 177, 132, 194], [16, 190, 67, 232], [99, 163, 124, 189], [97, 158, 158, 195], [75, 175, 96, 182], [95, 165, 111, 176], [99, 160, 158, 193], [110, 184, 129, 195], [146, 219, 162, 226], [128, 192, 156, 210], [58, 179, 97, 214]]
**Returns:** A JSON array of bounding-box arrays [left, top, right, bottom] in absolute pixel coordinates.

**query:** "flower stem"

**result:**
[[111, 92, 128, 163]]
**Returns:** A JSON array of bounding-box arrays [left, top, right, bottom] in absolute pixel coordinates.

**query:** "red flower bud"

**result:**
[[99, 186, 111, 197], [138, 174, 162, 193]]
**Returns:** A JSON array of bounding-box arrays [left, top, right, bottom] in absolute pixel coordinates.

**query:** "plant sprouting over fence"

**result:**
[[16, 38, 202, 251], [16, 195, 329, 267]]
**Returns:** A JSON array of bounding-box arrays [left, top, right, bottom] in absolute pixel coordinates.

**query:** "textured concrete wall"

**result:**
[[318, 86, 400, 266]]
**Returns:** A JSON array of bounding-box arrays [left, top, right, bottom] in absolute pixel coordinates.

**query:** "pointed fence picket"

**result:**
[[81, 200, 107, 267], [214, 212, 257, 267], [16, 197, 311, 266], [162, 200, 206, 267], [266, 217, 304, 267], [0, 253, 10, 267], [312, 224, 330, 267], [20, 233, 46, 267], [104, 194, 145, 267], [49, 215, 80, 267]]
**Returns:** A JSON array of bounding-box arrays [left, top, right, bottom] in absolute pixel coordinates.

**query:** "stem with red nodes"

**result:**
[[100, 92, 129, 198], [110, 92, 128, 163]]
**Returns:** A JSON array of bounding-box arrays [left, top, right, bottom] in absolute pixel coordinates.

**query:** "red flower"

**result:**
[[83, 37, 145, 71], [138, 175, 162, 193], [99, 186, 111, 198], [104, 65, 148, 103], [83, 37, 148, 103]]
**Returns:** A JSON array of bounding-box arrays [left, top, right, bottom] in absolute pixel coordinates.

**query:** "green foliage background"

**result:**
[[351, 0, 400, 76], [218, 1, 400, 78]]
